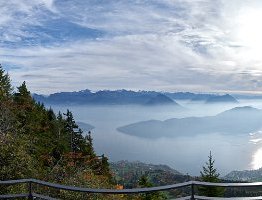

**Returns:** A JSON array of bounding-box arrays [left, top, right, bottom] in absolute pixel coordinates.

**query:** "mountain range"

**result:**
[[117, 106, 262, 138], [33, 90, 180, 106], [224, 168, 262, 182], [33, 89, 238, 106], [205, 94, 238, 103], [165, 92, 238, 103]]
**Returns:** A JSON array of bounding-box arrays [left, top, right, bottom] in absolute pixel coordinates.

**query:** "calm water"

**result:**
[[48, 100, 262, 176]]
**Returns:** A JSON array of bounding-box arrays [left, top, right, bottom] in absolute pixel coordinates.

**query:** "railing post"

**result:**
[[190, 182, 195, 200], [28, 181, 33, 200]]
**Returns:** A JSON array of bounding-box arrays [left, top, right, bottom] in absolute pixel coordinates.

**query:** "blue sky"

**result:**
[[1, 0, 262, 94]]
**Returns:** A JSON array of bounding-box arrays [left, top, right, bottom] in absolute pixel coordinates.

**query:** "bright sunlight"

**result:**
[[236, 8, 262, 49]]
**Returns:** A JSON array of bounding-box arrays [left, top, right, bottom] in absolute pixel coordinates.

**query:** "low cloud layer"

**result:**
[[1, 0, 262, 94]]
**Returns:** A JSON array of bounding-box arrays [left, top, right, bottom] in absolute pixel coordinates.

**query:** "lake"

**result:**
[[48, 99, 262, 176]]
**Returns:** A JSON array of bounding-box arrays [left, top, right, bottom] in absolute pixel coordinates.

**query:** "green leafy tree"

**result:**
[[199, 151, 224, 197], [0, 134, 37, 194], [0, 104, 17, 135]]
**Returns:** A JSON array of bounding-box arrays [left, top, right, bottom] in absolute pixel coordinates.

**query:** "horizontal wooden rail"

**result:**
[[1, 179, 262, 199]]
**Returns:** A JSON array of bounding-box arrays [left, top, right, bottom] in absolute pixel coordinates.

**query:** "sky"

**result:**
[[1, 0, 262, 94]]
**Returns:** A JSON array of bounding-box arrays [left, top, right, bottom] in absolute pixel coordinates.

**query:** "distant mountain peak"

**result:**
[[229, 106, 259, 111], [205, 94, 238, 104], [145, 93, 177, 105], [79, 89, 92, 93], [219, 106, 260, 115]]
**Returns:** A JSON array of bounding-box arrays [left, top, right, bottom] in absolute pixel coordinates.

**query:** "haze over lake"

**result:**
[[45, 99, 262, 176]]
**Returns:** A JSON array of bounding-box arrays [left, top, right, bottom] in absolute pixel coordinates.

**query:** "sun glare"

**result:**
[[252, 148, 262, 170], [236, 8, 262, 49]]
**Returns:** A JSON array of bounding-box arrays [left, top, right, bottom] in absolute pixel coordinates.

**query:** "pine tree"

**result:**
[[0, 103, 16, 135], [199, 151, 224, 197], [0, 69, 116, 198], [85, 131, 95, 156], [138, 175, 167, 200], [56, 111, 65, 141], [0, 65, 15, 136], [64, 110, 86, 153], [64, 110, 78, 152], [100, 154, 111, 177], [0, 64, 13, 100], [14, 81, 32, 105], [14, 82, 35, 135], [17, 81, 30, 96]]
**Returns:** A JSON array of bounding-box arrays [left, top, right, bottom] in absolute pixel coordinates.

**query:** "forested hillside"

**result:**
[[111, 160, 185, 188], [0, 65, 118, 199]]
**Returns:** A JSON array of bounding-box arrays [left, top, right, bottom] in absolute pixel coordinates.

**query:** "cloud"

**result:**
[[1, 0, 262, 94], [0, 0, 55, 44], [0, 34, 256, 94]]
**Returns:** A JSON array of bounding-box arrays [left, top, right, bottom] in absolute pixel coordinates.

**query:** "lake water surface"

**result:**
[[48, 100, 262, 176]]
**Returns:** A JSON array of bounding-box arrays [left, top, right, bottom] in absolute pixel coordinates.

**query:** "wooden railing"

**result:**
[[1, 179, 262, 199]]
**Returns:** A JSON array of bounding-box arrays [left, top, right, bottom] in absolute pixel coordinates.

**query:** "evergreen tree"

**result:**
[[64, 110, 86, 153], [56, 111, 65, 140], [14, 81, 32, 105], [47, 108, 56, 121], [100, 154, 111, 178], [199, 151, 224, 197], [17, 81, 30, 96], [0, 65, 13, 100], [138, 175, 167, 200], [0, 103, 16, 135], [0, 65, 115, 198], [0, 65, 16, 136], [64, 109, 78, 151], [85, 131, 95, 156], [14, 82, 36, 135]]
